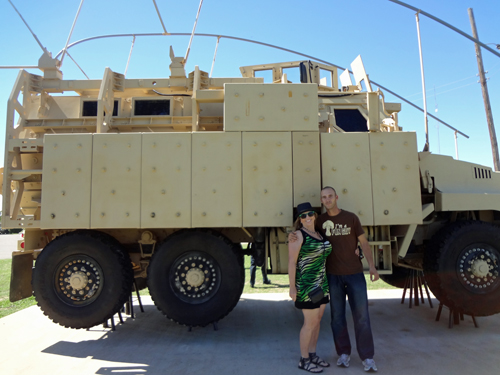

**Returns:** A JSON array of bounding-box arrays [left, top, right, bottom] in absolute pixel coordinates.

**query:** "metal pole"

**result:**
[[184, 0, 204, 64], [210, 36, 221, 78], [416, 12, 430, 152], [469, 8, 500, 171], [152, 0, 168, 34], [454, 131, 459, 160], [7, 0, 48, 54], [65, 50, 90, 79], [124, 36, 136, 77], [60, 0, 85, 67]]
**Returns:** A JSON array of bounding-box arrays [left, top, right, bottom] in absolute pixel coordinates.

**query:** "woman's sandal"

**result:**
[[310, 354, 330, 367], [298, 357, 323, 373]]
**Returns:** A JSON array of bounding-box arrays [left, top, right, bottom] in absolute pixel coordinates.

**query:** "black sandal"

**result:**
[[310, 354, 330, 367], [298, 357, 323, 373]]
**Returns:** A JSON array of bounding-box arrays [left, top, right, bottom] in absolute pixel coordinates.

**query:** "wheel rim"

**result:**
[[54, 255, 104, 306], [458, 244, 500, 293], [169, 251, 221, 304]]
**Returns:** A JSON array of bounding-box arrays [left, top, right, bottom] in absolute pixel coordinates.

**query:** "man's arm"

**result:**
[[288, 230, 298, 244], [358, 234, 379, 282]]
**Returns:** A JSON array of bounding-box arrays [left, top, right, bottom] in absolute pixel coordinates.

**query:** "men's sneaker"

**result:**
[[336, 354, 350, 368], [362, 358, 377, 372]]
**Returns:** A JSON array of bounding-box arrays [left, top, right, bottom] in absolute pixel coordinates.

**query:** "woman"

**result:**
[[288, 202, 332, 373]]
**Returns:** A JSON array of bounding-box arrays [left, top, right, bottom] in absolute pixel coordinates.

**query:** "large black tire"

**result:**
[[423, 221, 500, 316], [32, 230, 133, 329], [380, 265, 411, 289], [147, 229, 245, 327]]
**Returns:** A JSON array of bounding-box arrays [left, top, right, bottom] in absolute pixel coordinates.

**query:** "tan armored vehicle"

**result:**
[[2, 46, 499, 329]]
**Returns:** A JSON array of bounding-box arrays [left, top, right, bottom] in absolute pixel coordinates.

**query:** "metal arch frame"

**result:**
[[54, 32, 468, 138]]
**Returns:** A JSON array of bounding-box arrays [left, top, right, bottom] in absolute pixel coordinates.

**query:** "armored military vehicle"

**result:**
[[2, 44, 499, 329]]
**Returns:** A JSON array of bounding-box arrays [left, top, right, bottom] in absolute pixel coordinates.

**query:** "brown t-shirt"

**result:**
[[316, 210, 364, 275]]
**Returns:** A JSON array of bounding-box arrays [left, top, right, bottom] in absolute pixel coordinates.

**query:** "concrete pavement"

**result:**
[[1, 290, 499, 375], [0, 234, 20, 260]]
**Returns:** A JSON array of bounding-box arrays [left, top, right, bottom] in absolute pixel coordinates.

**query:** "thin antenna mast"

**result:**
[[60, 0, 85, 67], [124, 36, 136, 77], [7, 0, 49, 54], [65, 50, 90, 79], [210, 36, 221, 77], [184, 0, 204, 65], [152, 0, 168, 34], [415, 11, 430, 152]]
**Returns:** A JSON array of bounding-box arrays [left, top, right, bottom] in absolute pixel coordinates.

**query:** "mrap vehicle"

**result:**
[[2, 47, 499, 329]]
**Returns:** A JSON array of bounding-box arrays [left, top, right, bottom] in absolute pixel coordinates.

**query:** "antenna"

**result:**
[[210, 36, 221, 77], [60, 0, 85, 67], [184, 0, 205, 65], [152, 0, 169, 35], [8, 0, 49, 55]]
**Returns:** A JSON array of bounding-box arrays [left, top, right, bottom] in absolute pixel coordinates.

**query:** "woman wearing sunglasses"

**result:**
[[288, 202, 332, 373]]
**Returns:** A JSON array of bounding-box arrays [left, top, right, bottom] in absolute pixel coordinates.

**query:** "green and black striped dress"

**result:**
[[295, 229, 332, 309]]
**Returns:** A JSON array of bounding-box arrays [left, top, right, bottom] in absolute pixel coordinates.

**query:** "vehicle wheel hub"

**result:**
[[171, 252, 221, 304], [69, 271, 89, 290], [459, 247, 499, 292], [471, 260, 490, 278], [185, 268, 205, 287], [56, 257, 103, 305]]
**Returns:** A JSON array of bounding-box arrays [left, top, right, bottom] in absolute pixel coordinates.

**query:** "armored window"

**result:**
[[333, 109, 368, 132], [319, 68, 333, 88], [82, 100, 119, 117], [134, 99, 171, 116], [254, 69, 273, 83]]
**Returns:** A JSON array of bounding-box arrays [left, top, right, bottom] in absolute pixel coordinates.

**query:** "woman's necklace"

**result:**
[[302, 227, 318, 237]]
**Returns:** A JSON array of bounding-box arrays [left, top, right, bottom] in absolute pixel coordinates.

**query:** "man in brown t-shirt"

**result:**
[[318, 186, 379, 372]]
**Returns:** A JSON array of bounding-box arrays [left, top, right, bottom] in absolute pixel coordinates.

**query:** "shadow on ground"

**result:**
[[1, 293, 499, 375]]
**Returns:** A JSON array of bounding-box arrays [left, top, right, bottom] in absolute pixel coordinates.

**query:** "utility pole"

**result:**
[[468, 8, 500, 171]]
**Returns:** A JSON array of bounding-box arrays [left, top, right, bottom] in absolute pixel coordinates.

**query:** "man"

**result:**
[[290, 186, 379, 372], [248, 242, 271, 288], [250, 254, 271, 288]]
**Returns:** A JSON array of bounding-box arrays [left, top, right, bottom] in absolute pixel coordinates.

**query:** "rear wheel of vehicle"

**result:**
[[380, 265, 411, 289], [423, 221, 500, 316], [32, 230, 133, 329], [147, 229, 244, 327]]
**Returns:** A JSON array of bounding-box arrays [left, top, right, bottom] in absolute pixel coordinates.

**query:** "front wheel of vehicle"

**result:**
[[423, 221, 500, 316]]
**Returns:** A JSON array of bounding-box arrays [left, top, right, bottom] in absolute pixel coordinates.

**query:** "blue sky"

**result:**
[[0, 0, 499, 168]]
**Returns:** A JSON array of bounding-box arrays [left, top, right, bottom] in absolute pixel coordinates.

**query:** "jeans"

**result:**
[[327, 273, 374, 360], [250, 255, 269, 285]]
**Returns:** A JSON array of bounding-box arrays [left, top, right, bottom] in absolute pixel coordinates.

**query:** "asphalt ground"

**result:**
[[1, 290, 499, 375]]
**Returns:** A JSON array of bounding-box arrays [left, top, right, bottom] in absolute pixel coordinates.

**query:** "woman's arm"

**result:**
[[288, 230, 303, 301]]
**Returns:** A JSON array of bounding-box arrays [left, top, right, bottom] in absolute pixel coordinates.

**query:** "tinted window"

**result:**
[[82, 100, 118, 117], [134, 100, 170, 116], [333, 109, 367, 132]]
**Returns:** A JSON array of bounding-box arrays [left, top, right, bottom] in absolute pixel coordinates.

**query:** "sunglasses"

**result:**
[[299, 211, 315, 219]]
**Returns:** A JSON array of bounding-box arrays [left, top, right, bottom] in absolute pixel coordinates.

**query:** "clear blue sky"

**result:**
[[0, 0, 499, 168]]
